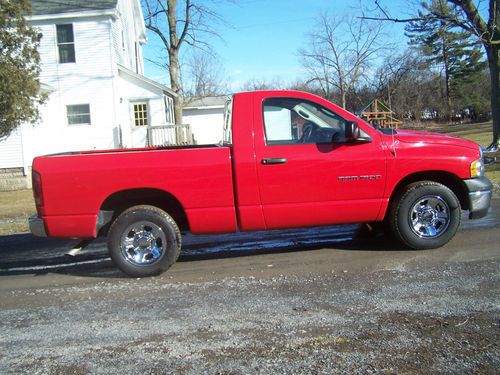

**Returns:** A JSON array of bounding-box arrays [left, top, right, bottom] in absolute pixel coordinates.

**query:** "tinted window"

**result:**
[[263, 98, 346, 145]]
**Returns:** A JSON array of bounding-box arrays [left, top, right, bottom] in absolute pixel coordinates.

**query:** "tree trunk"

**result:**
[[168, 52, 183, 120], [440, 21, 452, 117], [442, 45, 452, 117], [168, 50, 184, 143], [165, 0, 184, 130], [339, 79, 346, 109], [341, 90, 346, 109], [486, 44, 500, 145]]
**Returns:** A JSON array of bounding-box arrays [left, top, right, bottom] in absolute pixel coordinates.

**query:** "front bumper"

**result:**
[[464, 177, 493, 219], [29, 216, 47, 237]]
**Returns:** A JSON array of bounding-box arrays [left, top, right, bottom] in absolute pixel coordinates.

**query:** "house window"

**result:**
[[67, 104, 91, 125], [133, 103, 148, 126], [164, 96, 175, 125], [56, 24, 75, 63]]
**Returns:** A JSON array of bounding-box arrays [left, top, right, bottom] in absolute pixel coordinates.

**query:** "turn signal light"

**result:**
[[32, 171, 44, 208], [470, 159, 484, 178]]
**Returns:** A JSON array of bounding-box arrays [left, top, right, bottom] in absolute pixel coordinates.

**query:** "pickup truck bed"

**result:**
[[33, 145, 238, 238]]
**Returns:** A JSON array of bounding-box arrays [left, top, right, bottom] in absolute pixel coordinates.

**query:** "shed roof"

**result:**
[[29, 0, 117, 16], [184, 96, 228, 109]]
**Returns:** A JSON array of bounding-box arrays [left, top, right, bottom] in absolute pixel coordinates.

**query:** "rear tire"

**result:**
[[107, 205, 181, 277], [390, 181, 461, 249]]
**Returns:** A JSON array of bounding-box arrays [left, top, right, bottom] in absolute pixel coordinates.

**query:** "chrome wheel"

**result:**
[[120, 221, 166, 266], [409, 195, 450, 238]]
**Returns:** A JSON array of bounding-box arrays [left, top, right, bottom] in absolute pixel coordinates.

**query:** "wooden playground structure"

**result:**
[[358, 99, 402, 129]]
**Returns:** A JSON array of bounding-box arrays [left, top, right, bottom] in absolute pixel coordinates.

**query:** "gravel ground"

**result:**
[[1, 201, 499, 374], [1, 254, 499, 374]]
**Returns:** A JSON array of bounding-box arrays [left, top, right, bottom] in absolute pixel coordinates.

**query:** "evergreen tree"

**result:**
[[0, 0, 44, 139], [405, 0, 485, 117], [454, 68, 491, 121]]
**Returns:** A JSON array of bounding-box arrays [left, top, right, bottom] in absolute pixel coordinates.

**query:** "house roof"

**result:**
[[40, 83, 56, 93], [117, 64, 178, 98], [29, 0, 117, 16], [184, 96, 228, 109]]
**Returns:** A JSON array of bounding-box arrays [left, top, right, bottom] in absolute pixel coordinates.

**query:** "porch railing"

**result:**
[[147, 124, 194, 146]]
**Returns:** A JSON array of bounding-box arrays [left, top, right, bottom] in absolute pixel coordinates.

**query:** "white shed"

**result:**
[[182, 96, 228, 145]]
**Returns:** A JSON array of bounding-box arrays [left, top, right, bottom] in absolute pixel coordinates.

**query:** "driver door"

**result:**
[[253, 95, 387, 229]]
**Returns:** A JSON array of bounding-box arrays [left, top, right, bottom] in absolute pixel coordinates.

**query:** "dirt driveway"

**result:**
[[0, 201, 499, 374]]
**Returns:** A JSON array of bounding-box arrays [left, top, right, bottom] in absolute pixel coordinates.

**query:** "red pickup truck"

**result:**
[[30, 90, 492, 277]]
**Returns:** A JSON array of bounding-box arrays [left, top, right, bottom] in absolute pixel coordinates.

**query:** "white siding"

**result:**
[[28, 17, 119, 155], [111, 18, 124, 66], [183, 108, 225, 145], [117, 70, 168, 147], [0, 1, 174, 172], [115, 0, 145, 74], [33, 18, 115, 87], [0, 129, 24, 168]]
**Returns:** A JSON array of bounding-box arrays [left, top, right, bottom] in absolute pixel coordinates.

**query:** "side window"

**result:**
[[67, 104, 91, 125], [164, 96, 175, 125], [263, 98, 346, 145], [56, 24, 76, 63], [263, 105, 294, 143]]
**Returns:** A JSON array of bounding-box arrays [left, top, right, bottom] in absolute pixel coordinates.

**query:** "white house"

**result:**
[[183, 96, 228, 145], [0, 0, 178, 189]]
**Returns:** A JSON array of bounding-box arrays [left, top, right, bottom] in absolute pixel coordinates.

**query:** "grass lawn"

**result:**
[[0, 189, 36, 235], [443, 122, 500, 191], [0, 123, 498, 236]]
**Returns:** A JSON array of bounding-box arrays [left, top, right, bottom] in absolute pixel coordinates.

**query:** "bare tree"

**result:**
[[240, 77, 286, 92], [142, 0, 222, 124], [298, 13, 385, 109], [364, 0, 500, 150], [184, 51, 228, 98], [372, 50, 445, 121]]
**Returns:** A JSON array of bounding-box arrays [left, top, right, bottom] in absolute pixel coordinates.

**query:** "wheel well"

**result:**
[[98, 188, 189, 235], [388, 172, 469, 217]]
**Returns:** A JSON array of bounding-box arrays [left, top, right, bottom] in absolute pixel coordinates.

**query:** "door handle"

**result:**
[[261, 158, 288, 165]]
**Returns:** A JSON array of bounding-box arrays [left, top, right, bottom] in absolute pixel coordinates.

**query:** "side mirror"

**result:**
[[345, 121, 360, 141], [344, 121, 372, 143]]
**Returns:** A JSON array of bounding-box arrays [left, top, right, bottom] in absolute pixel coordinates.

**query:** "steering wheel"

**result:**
[[315, 128, 338, 143], [332, 130, 341, 143], [299, 123, 314, 143]]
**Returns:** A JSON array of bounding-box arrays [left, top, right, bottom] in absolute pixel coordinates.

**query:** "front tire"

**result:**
[[390, 181, 461, 249], [107, 205, 181, 277]]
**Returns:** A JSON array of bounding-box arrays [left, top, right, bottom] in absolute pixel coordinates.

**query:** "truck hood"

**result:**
[[392, 129, 479, 150]]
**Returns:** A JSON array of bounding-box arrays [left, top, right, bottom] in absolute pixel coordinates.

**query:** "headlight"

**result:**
[[470, 158, 484, 178]]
